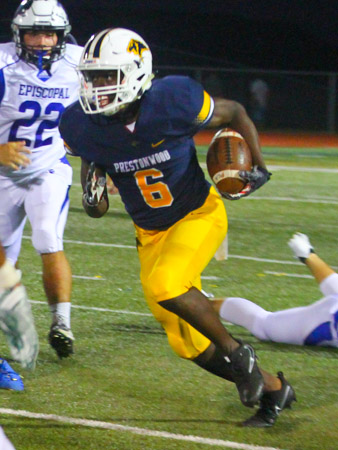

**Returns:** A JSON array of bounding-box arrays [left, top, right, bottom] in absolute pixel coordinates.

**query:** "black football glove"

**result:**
[[222, 166, 271, 201], [83, 162, 107, 206]]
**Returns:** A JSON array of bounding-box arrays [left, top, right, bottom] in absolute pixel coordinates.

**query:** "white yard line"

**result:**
[[23, 236, 338, 271], [267, 165, 338, 173], [198, 163, 338, 174], [29, 300, 153, 317], [230, 255, 305, 266], [36, 271, 106, 281], [29, 299, 232, 328], [246, 197, 338, 205], [0, 408, 285, 450], [264, 271, 313, 279]]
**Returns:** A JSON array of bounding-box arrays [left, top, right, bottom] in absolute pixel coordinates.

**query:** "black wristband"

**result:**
[[299, 248, 315, 264], [258, 167, 272, 180]]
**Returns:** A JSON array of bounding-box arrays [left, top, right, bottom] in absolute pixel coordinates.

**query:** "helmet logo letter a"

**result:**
[[127, 39, 148, 57]]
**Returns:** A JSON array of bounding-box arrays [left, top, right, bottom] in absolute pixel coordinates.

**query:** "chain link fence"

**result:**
[[154, 66, 338, 133]]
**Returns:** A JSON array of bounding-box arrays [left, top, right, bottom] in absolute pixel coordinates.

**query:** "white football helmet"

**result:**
[[78, 28, 153, 116], [12, 0, 71, 67]]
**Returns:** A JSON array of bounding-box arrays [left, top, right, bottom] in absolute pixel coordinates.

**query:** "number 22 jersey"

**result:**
[[0, 42, 82, 183], [60, 76, 215, 230]]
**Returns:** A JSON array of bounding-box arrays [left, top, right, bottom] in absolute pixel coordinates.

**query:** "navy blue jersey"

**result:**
[[60, 76, 214, 229]]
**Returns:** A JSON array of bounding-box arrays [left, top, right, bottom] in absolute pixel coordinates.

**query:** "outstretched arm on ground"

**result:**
[[304, 253, 335, 285]]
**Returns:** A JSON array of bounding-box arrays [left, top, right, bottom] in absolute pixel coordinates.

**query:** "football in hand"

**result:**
[[206, 128, 252, 195]]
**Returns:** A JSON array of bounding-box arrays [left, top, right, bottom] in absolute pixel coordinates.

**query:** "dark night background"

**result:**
[[1, 0, 338, 72]]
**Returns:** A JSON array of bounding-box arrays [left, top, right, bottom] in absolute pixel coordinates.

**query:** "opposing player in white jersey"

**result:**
[[0, 0, 82, 358], [214, 233, 338, 347]]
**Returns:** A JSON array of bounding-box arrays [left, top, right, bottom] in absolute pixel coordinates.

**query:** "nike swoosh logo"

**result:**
[[151, 139, 165, 148]]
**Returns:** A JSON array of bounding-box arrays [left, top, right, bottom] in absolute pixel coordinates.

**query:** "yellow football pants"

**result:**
[[135, 186, 228, 360]]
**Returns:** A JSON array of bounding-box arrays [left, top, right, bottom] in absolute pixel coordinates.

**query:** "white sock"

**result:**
[[219, 297, 270, 340], [49, 302, 71, 328]]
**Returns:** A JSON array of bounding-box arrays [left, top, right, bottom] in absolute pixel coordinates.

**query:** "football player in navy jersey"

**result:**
[[0, 0, 83, 359], [214, 233, 338, 348], [60, 27, 295, 427]]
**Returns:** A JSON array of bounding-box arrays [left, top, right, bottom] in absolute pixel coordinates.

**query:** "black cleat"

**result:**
[[48, 318, 74, 359], [228, 343, 264, 407], [243, 371, 296, 427]]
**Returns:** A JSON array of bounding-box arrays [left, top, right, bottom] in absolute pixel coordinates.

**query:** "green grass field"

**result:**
[[1, 145, 338, 450]]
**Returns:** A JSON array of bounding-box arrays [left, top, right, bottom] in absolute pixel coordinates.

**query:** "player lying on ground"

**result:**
[[213, 233, 338, 347], [60, 27, 295, 427]]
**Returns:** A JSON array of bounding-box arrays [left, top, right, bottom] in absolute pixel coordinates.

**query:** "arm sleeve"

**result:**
[[163, 76, 214, 136], [319, 273, 338, 296]]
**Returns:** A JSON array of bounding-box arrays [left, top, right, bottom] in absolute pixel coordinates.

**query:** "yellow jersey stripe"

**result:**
[[197, 91, 213, 124]]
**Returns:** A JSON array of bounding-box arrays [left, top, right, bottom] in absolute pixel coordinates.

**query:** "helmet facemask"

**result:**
[[80, 63, 153, 116], [15, 27, 69, 68], [11, 0, 71, 70]]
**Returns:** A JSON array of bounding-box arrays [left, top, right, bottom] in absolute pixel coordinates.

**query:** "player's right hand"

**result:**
[[0, 141, 31, 170], [288, 232, 315, 262], [239, 166, 271, 192], [83, 162, 107, 206], [223, 166, 271, 200]]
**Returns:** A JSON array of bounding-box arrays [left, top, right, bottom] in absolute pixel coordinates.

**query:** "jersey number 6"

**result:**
[[134, 168, 173, 208]]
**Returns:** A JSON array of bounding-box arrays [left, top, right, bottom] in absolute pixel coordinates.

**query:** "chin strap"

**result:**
[[36, 50, 48, 73]]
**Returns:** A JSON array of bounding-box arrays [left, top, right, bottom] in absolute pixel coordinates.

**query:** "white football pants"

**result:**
[[0, 160, 72, 264], [220, 273, 338, 347]]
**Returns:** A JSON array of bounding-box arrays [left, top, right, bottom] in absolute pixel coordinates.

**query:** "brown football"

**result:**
[[206, 128, 252, 195]]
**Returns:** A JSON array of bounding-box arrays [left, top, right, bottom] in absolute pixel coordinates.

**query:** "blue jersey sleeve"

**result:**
[[59, 101, 86, 156], [148, 76, 214, 137]]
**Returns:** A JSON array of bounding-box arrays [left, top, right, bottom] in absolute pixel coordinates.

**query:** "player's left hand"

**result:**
[[83, 162, 107, 206], [223, 166, 271, 200]]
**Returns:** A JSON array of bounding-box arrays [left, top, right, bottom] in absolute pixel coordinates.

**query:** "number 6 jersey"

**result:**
[[60, 75, 215, 230], [0, 42, 82, 183]]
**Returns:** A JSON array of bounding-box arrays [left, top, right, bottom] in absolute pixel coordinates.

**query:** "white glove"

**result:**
[[288, 232, 314, 262]]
